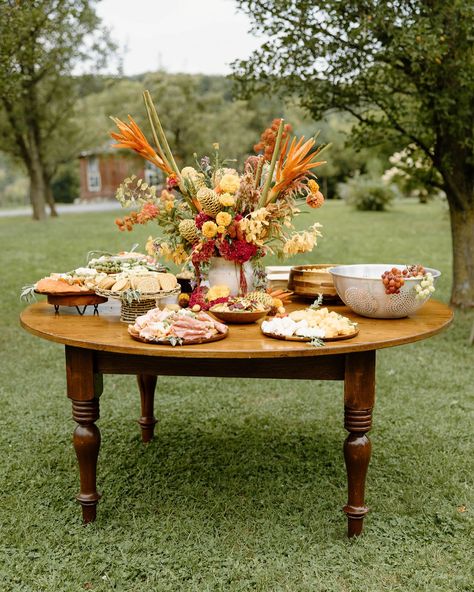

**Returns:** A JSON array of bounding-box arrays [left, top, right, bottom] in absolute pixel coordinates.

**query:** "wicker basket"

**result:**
[[95, 287, 180, 322], [119, 299, 158, 323]]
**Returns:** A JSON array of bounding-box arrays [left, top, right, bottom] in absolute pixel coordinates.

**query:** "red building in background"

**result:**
[[78, 145, 161, 201]]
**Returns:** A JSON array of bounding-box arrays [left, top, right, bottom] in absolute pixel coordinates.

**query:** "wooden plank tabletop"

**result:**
[[20, 299, 453, 359]]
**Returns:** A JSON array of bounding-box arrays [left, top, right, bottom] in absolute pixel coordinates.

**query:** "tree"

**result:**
[[82, 73, 273, 169], [233, 0, 474, 307], [0, 0, 114, 220]]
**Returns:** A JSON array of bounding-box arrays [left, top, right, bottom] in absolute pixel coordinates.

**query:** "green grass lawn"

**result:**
[[0, 200, 473, 591]]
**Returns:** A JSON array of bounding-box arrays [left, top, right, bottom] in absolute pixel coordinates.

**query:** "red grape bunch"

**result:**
[[381, 267, 405, 294], [381, 265, 426, 295]]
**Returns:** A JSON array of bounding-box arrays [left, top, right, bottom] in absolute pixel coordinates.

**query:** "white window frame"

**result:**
[[144, 161, 161, 187], [87, 157, 101, 192]]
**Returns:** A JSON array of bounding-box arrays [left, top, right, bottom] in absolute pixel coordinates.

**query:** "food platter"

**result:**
[[129, 326, 229, 346], [209, 309, 270, 324], [261, 327, 359, 342], [34, 291, 108, 315], [35, 289, 97, 297]]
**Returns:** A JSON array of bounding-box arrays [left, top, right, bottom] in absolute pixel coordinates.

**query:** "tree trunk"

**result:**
[[43, 171, 58, 217], [448, 199, 474, 308], [28, 156, 47, 221], [24, 124, 47, 220]]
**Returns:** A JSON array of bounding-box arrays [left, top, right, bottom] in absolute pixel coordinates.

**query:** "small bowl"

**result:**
[[209, 308, 270, 324], [329, 264, 441, 319]]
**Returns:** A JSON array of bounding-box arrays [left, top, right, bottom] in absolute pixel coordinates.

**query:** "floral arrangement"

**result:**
[[111, 91, 328, 293]]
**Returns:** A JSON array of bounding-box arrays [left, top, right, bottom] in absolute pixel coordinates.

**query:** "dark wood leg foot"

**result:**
[[344, 423, 372, 536], [343, 352, 376, 537], [137, 374, 158, 443], [72, 399, 101, 523]]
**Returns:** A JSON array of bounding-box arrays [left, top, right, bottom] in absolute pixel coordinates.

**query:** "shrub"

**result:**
[[51, 163, 79, 203], [338, 174, 398, 211]]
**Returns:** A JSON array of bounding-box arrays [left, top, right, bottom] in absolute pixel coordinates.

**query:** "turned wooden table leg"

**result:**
[[137, 374, 158, 443], [66, 346, 103, 523], [343, 351, 376, 537], [72, 398, 101, 523]]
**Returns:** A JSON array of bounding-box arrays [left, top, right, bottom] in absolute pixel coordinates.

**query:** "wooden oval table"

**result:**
[[20, 299, 453, 537]]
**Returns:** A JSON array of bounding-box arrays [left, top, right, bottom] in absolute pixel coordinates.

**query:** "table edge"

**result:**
[[19, 304, 454, 358]]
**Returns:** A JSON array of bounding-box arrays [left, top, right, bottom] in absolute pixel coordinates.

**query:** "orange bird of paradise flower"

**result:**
[[268, 136, 326, 203], [110, 115, 174, 176]]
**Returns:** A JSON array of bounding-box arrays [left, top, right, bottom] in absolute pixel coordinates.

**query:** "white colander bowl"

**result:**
[[329, 264, 441, 319]]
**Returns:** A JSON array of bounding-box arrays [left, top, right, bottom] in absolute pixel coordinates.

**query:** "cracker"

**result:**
[[111, 278, 130, 292], [136, 277, 161, 293], [130, 276, 142, 290], [99, 276, 116, 290], [158, 273, 177, 291]]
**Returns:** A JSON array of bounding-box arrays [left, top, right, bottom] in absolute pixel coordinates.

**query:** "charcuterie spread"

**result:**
[[128, 307, 228, 345]]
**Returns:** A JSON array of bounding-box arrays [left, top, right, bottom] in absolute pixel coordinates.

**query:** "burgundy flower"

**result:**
[[218, 239, 258, 263], [195, 212, 212, 229], [189, 287, 209, 310], [191, 239, 216, 264], [208, 296, 230, 307]]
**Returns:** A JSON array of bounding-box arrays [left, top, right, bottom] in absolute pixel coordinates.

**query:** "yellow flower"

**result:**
[[217, 225, 226, 234], [216, 211, 232, 227], [202, 221, 218, 238], [165, 200, 175, 212], [207, 284, 230, 301], [172, 244, 189, 265], [160, 189, 174, 202], [218, 173, 240, 194], [308, 179, 320, 193], [159, 241, 173, 260], [238, 207, 272, 246], [181, 166, 198, 178], [212, 143, 220, 150], [282, 223, 322, 257], [145, 236, 156, 256], [219, 193, 235, 207]]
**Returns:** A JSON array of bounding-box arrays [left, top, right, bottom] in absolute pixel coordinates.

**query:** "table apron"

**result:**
[[94, 350, 346, 380]]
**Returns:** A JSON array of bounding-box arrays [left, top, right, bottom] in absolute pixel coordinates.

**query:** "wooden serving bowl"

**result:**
[[209, 308, 270, 324], [288, 264, 340, 300]]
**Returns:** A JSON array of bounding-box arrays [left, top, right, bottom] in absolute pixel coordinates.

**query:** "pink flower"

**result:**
[[166, 175, 179, 190]]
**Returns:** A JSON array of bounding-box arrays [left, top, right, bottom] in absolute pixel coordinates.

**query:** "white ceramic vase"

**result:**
[[208, 257, 254, 296]]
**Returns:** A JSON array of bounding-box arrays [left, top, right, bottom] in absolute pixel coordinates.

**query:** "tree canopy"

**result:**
[[0, 0, 114, 219], [233, 0, 474, 307]]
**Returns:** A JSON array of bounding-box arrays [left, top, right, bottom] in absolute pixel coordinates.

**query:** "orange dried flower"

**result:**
[[110, 115, 174, 175], [254, 119, 293, 162], [269, 136, 326, 202], [306, 190, 325, 208]]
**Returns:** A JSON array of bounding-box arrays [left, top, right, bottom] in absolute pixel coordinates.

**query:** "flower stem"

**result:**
[[259, 118, 284, 207], [143, 91, 181, 179], [254, 156, 264, 189]]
